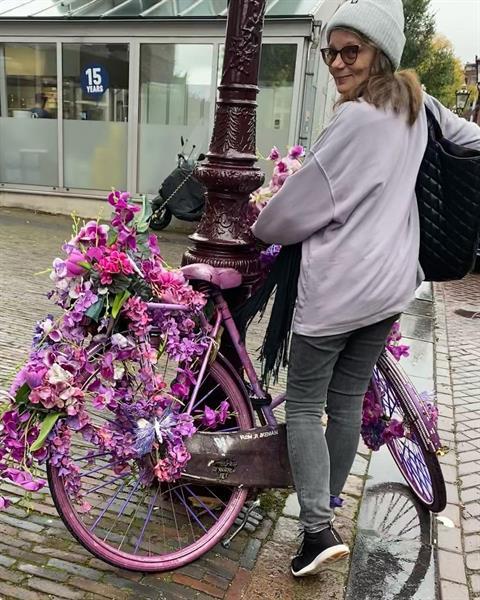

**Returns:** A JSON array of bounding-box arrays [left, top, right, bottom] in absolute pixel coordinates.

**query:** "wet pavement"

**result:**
[[346, 289, 437, 600]]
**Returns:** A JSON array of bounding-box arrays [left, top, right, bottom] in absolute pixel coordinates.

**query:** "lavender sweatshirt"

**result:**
[[252, 95, 480, 337]]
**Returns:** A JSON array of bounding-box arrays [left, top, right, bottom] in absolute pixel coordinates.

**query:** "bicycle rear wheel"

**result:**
[[47, 358, 253, 572], [373, 351, 446, 513]]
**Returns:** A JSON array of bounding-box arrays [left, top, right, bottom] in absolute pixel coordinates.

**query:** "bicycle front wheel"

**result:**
[[373, 351, 446, 513], [47, 359, 253, 572]]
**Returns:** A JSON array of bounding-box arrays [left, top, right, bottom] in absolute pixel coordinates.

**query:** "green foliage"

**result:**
[[401, 0, 436, 70], [30, 412, 62, 452], [401, 0, 465, 106], [417, 36, 464, 107]]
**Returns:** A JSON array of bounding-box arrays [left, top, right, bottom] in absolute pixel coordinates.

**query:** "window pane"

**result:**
[[138, 44, 213, 194], [0, 43, 58, 186], [257, 44, 297, 156], [63, 43, 129, 190], [217, 43, 297, 158]]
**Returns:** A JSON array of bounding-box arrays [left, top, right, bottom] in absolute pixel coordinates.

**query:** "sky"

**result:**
[[430, 0, 480, 63]]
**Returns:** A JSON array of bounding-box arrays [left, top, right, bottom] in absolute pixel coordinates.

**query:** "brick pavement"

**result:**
[[434, 274, 480, 600], [0, 208, 366, 600]]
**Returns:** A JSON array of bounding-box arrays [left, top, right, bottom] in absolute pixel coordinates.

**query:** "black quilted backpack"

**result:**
[[416, 106, 480, 282]]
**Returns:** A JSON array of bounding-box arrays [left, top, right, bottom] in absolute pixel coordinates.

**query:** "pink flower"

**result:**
[[95, 247, 134, 286], [65, 249, 89, 278]]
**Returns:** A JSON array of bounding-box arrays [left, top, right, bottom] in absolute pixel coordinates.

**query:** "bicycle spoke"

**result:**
[[134, 485, 160, 555]]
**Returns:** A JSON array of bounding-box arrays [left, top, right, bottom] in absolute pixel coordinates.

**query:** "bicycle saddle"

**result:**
[[181, 264, 242, 289]]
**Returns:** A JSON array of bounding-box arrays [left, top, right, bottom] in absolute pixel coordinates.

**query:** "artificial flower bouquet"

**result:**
[[0, 192, 228, 510]]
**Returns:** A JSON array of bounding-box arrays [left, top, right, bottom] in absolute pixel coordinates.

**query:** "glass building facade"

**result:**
[[0, 0, 341, 201]]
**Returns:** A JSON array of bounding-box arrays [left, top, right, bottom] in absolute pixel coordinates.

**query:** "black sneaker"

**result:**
[[291, 525, 350, 577]]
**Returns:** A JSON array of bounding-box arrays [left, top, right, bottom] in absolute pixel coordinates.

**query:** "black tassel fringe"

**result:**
[[234, 244, 302, 385]]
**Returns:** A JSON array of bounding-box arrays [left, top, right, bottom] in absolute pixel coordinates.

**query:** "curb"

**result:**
[[433, 284, 471, 600]]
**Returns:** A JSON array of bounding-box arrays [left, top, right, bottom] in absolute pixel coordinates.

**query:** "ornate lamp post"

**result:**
[[182, 0, 267, 299], [455, 86, 471, 116]]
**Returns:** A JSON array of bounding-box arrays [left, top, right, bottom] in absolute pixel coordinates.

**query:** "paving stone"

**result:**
[[343, 474, 364, 497], [225, 567, 252, 600], [68, 576, 130, 599], [28, 577, 85, 599], [445, 482, 460, 505], [466, 553, 480, 570], [272, 516, 300, 544], [0, 554, 16, 568], [464, 534, 480, 553], [47, 558, 102, 580], [438, 550, 467, 584], [440, 580, 470, 600], [283, 493, 300, 518], [462, 518, 480, 534], [460, 473, 480, 489], [102, 574, 160, 599], [239, 537, 262, 570], [461, 488, 480, 504], [459, 461, 480, 476], [0, 581, 41, 600], [17, 562, 70, 583], [33, 545, 93, 564], [436, 525, 462, 553], [172, 573, 224, 598], [440, 464, 459, 484], [464, 502, 480, 518], [473, 575, 480, 595], [203, 572, 231, 591], [0, 513, 44, 532]]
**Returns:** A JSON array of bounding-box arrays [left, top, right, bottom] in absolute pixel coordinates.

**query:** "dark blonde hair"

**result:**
[[333, 29, 423, 126]]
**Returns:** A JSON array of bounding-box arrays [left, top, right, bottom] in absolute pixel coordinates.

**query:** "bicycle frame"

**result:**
[[148, 289, 285, 426]]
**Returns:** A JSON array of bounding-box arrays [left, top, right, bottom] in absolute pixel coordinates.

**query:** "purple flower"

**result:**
[[217, 400, 230, 424], [73, 221, 109, 247], [148, 234, 161, 256], [4, 468, 46, 492], [330, 495, 344, 509], [0, 497, 11, 511], [268, 146, 280, 161], [201, 406, 217, 428]]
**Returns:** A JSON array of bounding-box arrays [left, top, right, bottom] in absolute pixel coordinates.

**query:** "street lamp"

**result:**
[[455, 86, 471, 115]]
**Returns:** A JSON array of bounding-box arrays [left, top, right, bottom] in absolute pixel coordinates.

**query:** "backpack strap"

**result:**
[[425, 105, 443, 141]]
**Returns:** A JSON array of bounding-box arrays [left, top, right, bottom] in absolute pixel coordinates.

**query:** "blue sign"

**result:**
[[80, 64, 109, 99]]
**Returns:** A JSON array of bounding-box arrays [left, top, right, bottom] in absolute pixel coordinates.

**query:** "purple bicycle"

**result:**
[[47, 263, 446, 572]]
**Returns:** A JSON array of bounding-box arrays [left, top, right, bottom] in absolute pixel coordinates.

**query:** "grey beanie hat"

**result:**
[[326, 0, 406, 70]]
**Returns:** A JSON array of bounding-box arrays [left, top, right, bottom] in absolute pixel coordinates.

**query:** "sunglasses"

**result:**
[[321, 45, 361, 67]]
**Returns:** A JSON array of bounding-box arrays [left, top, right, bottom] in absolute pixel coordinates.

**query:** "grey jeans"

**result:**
[[285, 315, 399, 533]]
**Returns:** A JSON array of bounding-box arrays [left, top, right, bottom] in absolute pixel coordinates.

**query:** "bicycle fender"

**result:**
[[183, 424, 294, 488]]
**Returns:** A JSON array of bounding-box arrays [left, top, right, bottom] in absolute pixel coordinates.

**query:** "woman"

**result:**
[[252, 0, 480, 578]]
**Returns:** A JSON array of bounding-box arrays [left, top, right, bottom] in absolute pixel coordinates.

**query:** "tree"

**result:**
[[417, 35, 464, 107], [401, 0, 436, 70], [401, 0, 466, 105]]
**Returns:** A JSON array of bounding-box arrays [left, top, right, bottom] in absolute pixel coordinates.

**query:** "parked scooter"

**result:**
[[149, 140, 206, 231]]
